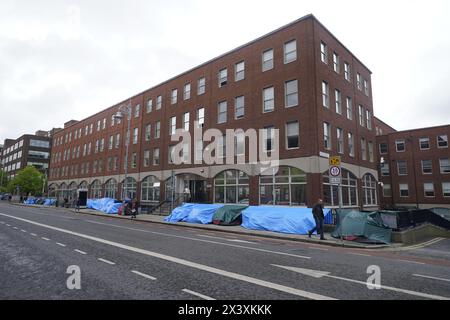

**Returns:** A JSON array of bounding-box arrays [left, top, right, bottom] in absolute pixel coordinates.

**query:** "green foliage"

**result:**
[[0, 169, 8, 192], [7, 166, 44, 196]]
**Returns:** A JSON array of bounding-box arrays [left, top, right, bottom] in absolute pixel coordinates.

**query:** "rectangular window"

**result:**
[[262, 49, 274, 71], [358, 105, 364, 126], [97, 120, 101, 131], [397, 160, 408, 175], [356, 73, 362, 90], [218, 68, 227, 87], [399, 184, 409, 197], [115, 134, 120, 149], [183, 83, 191, 100], [95, 140, 99, 153], [361, 138, 367, 161], [284, 40, 297, 64], [323, 122, 331, 150], [195, 139, 203, 162], [364, 80, 369, 96], [344, 62, 351, 81], [335, 89, 341, 114], [171, 89, 178, 105], [396, 140, 406, 152], [333, 53, 340, 73], [218, 101, 227, 124], [348, 133, 354, 157], [421, 160, 433, 174], [235, 61, 245, 81], [420, 138, 430, 150], [168, 146, 174, 164], [285, 79, 299, 107], [337, 128, 344, 154], [108, 136, 113, 150], [263, 126, 275, 152], [193, 107, 204, 129], [183, 112, 190, 131], [235, 96, 245, 119], [133, 128, 138, 144], [383, 184, 392, 197], [443, 182, 450, 197], [368, 142, 374, 162], [197, 77, 206, 95], [146, 99, 153, 113], [156, 95, 162, 110], [320, 41, 328, 64], [438, 135, 448, 148], [366, 110, 372, 129], [144, 150, 150, 167], [155, 121, 161, 139], [170, 117, 176, 135], [263, 87, 275, 112], [217, 135, 226, 158], [424, 183, 435, 197], [235, 133, 245, 156], [381, 163, 390, 176], [322, 81, 329, 108], [111, 115, 115, 127], [286, 121, 299, 149], [134, 105, 140, 118], [346, 97, 353, 120], [131, 152, 137, 168], [440, 158, 450, 174], [145, 124, 151, 141], [153, 148, 160, 165]]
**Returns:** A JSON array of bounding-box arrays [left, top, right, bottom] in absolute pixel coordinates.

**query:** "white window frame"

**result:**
[[284, 39, 297, 64]]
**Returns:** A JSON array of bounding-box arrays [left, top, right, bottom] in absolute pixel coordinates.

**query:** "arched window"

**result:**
[[90, 180, 102, 199], [104, 179, 117, 199], [323, 169, 358, 207], [363, 174, 377, 206], [122, 177, 137, 199], [48, 183, 58, 198], [79, 181, 88, 190], [214, 170, 249, 204], [141, 176, 160, 202], [259, 166, 307, 206]]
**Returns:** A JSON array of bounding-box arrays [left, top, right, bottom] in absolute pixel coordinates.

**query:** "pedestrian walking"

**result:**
[[75, 197, 81, 212], [308, 198, 327, 240], [131, 198, 139, 219]]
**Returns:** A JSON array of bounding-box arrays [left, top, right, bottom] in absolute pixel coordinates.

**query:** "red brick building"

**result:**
[[48, 14, 379, 210], [377, 125, 450, 209]]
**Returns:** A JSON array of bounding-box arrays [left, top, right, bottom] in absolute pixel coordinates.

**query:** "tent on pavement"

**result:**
[[212, 205, 248, 225], [164, 203, 225, 224]]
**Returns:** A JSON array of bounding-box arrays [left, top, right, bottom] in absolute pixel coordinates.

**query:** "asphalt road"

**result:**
[[1, 202, 450, 300]]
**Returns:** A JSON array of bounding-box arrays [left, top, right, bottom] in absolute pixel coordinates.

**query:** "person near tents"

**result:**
[[131, 198, 139, 219], [75, 197, 81, 213], [308, 198, 327, 240]]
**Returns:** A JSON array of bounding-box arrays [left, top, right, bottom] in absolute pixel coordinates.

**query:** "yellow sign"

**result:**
[[329, 156, 341, 166]]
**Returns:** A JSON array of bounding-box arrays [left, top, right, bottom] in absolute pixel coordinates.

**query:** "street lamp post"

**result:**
[[114, 100, 132, 200]]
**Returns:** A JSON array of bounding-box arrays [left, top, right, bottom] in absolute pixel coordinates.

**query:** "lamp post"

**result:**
[[113, 100, 132, 200], [406, 136, 419, 209]]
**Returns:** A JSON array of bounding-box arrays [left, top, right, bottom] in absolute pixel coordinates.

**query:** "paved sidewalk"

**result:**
[[10, 203, 393, 249]]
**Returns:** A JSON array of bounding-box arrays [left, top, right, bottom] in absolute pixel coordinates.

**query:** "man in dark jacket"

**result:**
[[308, 199, 326, 240]]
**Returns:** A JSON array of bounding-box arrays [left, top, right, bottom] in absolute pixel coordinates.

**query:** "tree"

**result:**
[[7, 166, 44, 196]]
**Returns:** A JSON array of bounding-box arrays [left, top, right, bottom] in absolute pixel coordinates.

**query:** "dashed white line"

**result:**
[[74, 249, 87, 255], [21, 229, 27, 233], [182, 289, 215, 300], [6, 224, 10, 227], [131, 270, 157, 280], [98, 258, 116, 265], [413, 274, 450, 283], [41, 237, 50, 241], [308, 247, 329, 251], [13, 227, 18, 229], [399, 259, 426, 265], [56, 243, 67, 247], [30, 233, 37, 237], [348, 252, 371, 257]]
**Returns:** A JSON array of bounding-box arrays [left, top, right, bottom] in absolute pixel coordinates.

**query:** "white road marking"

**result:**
[[41, 237, 50, 241], [0, 212, 332, 300], [399, 260, 426, 265], [131, 270, 157, 280], [394, 238, 445, 251], [56, 243, 67, 247], [6, 224, 10, 226], [308, 247, 329, 251], [13, 227, 18, 229], [30, 233, 37, 237], [348, 252, 371, 257], [74, 249, 87, 255], [21, 229, 27, 233], [273, 264, 449, 300], [413, 274, 450, 283], [85, 220, 311, 260], [98, 258, 116, 265], [197, 234, 256, 244], [182, 289, 215, 300]]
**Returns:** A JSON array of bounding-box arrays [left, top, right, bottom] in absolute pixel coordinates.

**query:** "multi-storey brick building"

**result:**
[[48, 14, 379, 210], [374, 116, 396, 136], [377, 125, 450, 209], [1, 132, 52, 180]]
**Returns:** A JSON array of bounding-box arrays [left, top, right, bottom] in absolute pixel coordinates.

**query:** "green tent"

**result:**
[[212, 205, 248, 226], [332, 209, 392, 244]]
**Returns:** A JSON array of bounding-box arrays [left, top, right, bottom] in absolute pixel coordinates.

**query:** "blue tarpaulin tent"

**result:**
[[241, 206, 332, 235], [164, 203, 225, 224], [87, 198, 121, 214]]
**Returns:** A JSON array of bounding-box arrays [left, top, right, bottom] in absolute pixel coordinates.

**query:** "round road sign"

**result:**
[[330, 166, 341, 177]]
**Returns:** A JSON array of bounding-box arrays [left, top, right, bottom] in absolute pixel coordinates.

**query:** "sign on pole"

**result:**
[[329, 156, 341, 185]]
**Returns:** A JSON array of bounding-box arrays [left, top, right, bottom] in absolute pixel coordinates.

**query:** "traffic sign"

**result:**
[[330, 166, 341, 177], [329, 156, 341, 166]]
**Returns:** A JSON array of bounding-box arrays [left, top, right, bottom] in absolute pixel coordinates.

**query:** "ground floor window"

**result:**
[[323, 169, 358, 207], [105, 179, 117, 199], [141, 176, 160, 202], [363, 174, 377, 205], [214, 170, 249, 204], [48, 184, 58, 198], [259, 166, 307, 206], [90, 180, 102, 199], [122, 177, 137, 199]]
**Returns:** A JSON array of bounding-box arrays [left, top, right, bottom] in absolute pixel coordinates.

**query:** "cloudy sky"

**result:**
[[1, 0, 449, 142]]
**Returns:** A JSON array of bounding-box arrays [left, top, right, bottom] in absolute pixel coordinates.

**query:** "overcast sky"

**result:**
[[1, 0, 449, 142]]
